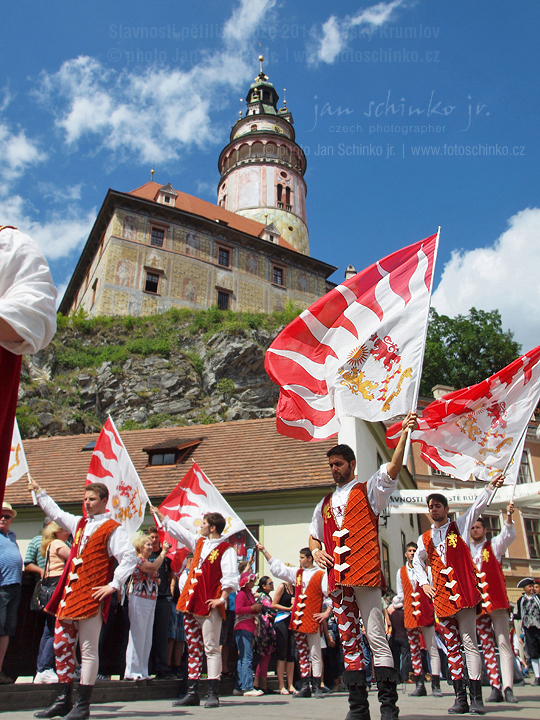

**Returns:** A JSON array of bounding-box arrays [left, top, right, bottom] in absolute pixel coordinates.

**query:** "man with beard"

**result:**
[[309, 411, 417, 720]]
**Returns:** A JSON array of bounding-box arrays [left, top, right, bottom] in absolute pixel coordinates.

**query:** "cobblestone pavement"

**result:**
[[4, 683, 540, 720]]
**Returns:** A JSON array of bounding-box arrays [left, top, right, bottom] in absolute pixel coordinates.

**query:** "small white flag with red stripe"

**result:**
[[265, 234, 438, 441], [7, 419, 29, 486], [86, 417, 149, 536]]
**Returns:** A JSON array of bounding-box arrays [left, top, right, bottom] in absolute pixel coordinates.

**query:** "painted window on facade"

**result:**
[[272, 266, 284, 286], [218, 247, 230, 267], [217, 290, 230, 310], [145, 272, 160, 294], [150, 227, 165, 247]]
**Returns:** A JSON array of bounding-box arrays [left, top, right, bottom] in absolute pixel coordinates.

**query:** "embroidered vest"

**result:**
[[289, 569, 324, 634], [400, 565, 435, 629], [322, 482, 380, 592], [475, 539, 510, 615], [177, 537, 229, 620], [54, 518, 119, 621], [422, 521, 481, 619]]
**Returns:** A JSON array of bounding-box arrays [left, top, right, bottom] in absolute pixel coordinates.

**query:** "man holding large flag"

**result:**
[[0, 225, 57, 508], [309, 412, 417, 720], [151, 462, 242, 709], [27, 476, 136, 720]]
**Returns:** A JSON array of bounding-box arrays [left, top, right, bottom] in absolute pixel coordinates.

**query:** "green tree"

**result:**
[[420, 308, 521, 397]]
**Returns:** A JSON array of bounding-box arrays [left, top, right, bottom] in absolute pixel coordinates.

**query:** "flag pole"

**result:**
[[403, 227, 441, 466], [485, 422, 530, 507], [17, 427, 36, 505]]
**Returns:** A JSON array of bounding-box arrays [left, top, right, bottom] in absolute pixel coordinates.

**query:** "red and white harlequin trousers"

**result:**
[[476, 609, 514, 690], [406, 624, 441, 676], [438, 608, 481, 681], [184, 609, 223, 680], [294, 631, 322, 678], [54, 612, 102, 685], [330, 586, 394, 671]]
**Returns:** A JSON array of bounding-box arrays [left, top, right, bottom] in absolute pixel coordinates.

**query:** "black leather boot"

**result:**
[[173, 679, 201, 707], [468, 679, 485, 715], [343, 670, 370, 720], [312, 676, 324, 699], [448, 679, 469, 714], [65, 684, 93, 720], [485, 685, 503, 703], [204, 679, 219, 708], [504, 686, 518, 703], [408, 674, 427, 697], [292, 678, 311, 698], [34, 683, 73, 718], [375, 666, 399, 720], [431, 674, 443, 697]]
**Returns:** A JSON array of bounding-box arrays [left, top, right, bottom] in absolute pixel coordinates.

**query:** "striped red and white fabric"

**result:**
[[265, 234, 438, 441], [386, 344, 540, 482]]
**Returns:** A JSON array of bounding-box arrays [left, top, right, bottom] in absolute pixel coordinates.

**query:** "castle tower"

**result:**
[[217, 57, 309, 255]]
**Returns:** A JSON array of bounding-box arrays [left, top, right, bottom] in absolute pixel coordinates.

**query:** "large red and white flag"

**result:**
[[265, 234, 438, 441], [158, 462, 247, 571], [86, 417, 149, 536], [386, 345, 540, 483]]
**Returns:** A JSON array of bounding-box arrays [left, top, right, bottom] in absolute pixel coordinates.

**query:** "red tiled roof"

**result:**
[[5, 418, 336, 509], [129, 182, 297, 253]]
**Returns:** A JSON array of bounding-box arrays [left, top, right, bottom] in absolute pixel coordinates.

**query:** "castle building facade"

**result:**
[[59, 61, 334, 318]]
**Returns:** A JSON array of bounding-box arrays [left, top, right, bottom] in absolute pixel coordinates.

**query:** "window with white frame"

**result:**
[[524, 517, 540, 559], [518, 451, 533, 484]]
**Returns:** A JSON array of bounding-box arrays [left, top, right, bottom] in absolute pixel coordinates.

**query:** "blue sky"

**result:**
[[1, 0, 539, 350]]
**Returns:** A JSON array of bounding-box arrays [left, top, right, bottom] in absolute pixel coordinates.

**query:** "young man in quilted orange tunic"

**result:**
[[151, 508, 239, 709], [391, 541, 441, 698], [469, 503, 517, 704], [413, 479, 504, 716], [309, 411, 417, 720], [256, 543, 330, 698], [29, 477, 136, 720]]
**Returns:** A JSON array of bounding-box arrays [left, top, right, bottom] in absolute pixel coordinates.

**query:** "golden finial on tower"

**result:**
[[283, 88, 287, 106], [264, 213, 268, 225], [150, 168, 155, 181]]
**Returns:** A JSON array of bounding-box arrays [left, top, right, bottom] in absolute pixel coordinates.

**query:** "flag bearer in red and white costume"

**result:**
[[392, 541, 442, 698], [28, 478, 137, 720], [309, 412, 417, 720], [413, 479, 504, 716], [256, 544, 330, 698], [0, 225, 57, 508], [152, 508, 239, 709], [469, 503, 517, 704]]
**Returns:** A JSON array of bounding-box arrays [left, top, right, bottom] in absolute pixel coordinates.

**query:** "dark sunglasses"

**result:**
[[1, 514, 13, 520]]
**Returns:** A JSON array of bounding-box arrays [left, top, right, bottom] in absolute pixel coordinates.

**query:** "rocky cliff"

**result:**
[[16, 307, 296, 439]]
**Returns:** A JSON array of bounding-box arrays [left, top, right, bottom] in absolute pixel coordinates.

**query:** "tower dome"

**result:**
[[217, 57, 309, 255]]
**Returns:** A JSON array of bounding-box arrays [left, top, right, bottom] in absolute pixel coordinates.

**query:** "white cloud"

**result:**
[[0, 117, 46, 189], [432, 207, 540, 353], [1, 193, 95, 261], [37, 181, 83, 203], [34, 0, 277, 166], [312, 0, 408, 65]]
